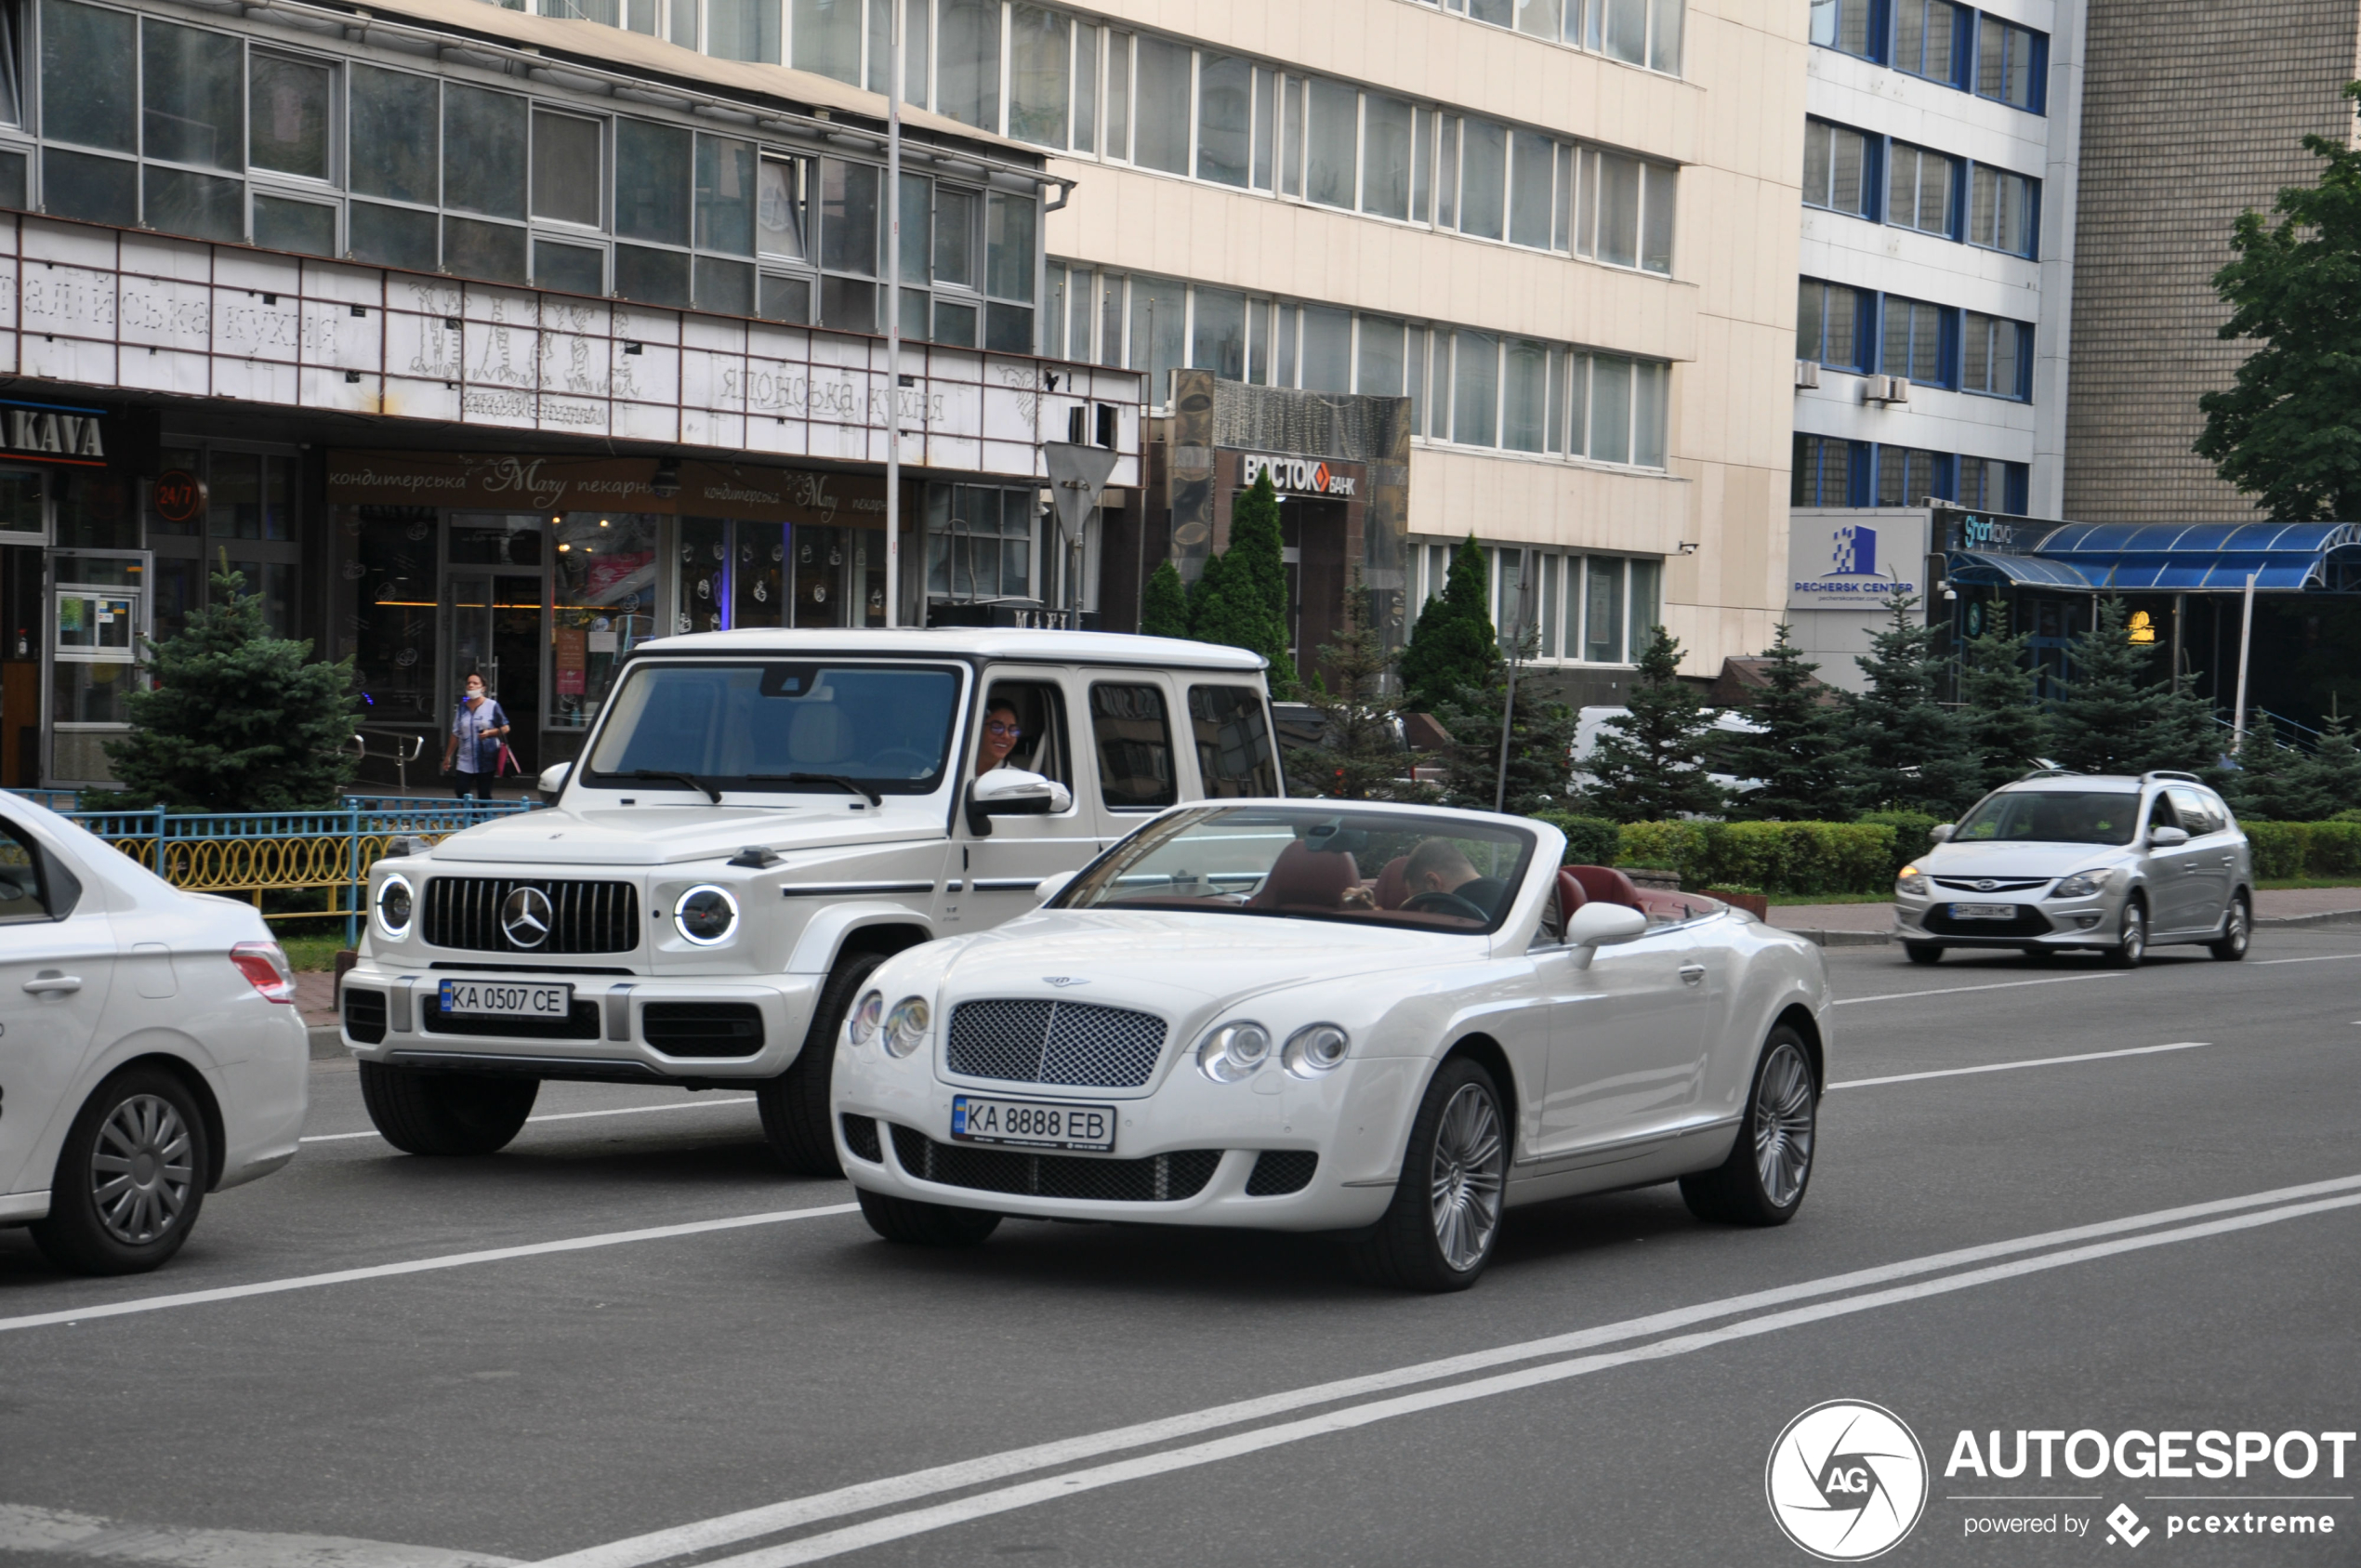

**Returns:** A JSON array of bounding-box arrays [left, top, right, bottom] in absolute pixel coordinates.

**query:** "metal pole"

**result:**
[[883, 0, 903, 629], [1493, 652, 1519, 815], [2231, 571, 2258, 754], [2170, 591, 2185, 692]]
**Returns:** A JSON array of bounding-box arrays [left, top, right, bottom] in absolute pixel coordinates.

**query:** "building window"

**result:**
[[1958, 455, 2029, 512], [1410, 0, 1684, 76], [1791, 433, 1863, 507], [1975, 16, 2042, 112], [1961, 311, 2030, 398], [1880, 296, 1950, 387], [1797, 280, 1868, 371], [1885, 142, 1956, 237], [1801, 120, 1873, 219], [1875, 445, 1948, 507], [1807, 0, 1877, 61], [925, 483, 1035, 602], [1968, 165, 2037, 256], [1416, 541, 1662, 665], [1893, 0, 1961, 83]]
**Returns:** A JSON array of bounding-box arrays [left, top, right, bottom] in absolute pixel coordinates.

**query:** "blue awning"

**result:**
[[2027, 521, 2361, 591], [1946, 550, 2095, 588]]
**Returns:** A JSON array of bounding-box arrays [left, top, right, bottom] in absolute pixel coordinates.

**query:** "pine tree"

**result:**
[[1717, 623, 1859, 821], [1225, 470, 1290, 642], [1579, 627, 1723, 822], [2049, 596, 2222, 777], [2223, 714, 2315, 820], [1430, 629, 1583, 818], [1139, 560, 1190, 639], [1844, 589, 1970, 814], [1184, 478, 1296, 696], [1955, 602, 2050, 797], [1291, 576, 1418, 801], [1398, 534, 1498, 713], [104, 561, 361, 811], [2295, 710, 2361, 813]]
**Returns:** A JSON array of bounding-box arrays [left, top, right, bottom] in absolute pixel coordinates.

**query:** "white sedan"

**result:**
[[832, 800, 1832, 1291], [1, 797, 309, 1274]]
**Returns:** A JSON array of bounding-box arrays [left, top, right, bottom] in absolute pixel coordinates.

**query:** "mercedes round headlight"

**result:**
[[2051, 870, 2111, 900], [883, 996, 930, 1058], [1282, 1022, 1350, 1077], [673, 884, 740, 945], [849, 989, 884, 1047], [375, 874, 415, 940], [1196, 1021, 1272, 1084], [1895, 865, 1929, 897]]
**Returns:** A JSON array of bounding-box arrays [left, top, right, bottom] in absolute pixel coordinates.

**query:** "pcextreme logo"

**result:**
[[1766, 1400, 1931, 1561]]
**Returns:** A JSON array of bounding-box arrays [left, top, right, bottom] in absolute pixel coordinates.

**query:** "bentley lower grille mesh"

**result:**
[[888, 1125, 1220, 1203], [944, 999, 1167, 1088], [840, 1114, 883, 1164], [421, 876, 640, 955], [343, 987, 388, 1044], [1245, 1151, 1319, 1196]]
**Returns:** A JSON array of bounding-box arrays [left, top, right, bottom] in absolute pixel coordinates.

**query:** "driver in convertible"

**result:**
[[1403, 838, 1509, 918]]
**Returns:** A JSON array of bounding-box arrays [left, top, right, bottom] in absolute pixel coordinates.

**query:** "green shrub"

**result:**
[[2244, 821, 2306, 878], [2334, 808, 2361, 824], [1860, 809, 1940, 876], [1616, 821, 1718, 887], [1615, 820, 1895, 895], [1529, 810, 1620, 866], [2305, 820, 2361, 877]]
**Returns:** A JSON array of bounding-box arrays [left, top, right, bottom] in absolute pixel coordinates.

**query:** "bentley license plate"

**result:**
[[438, 978, 573, 1018], [950, 1094, 1115, 1153], [1948, 903, 2018, 921]]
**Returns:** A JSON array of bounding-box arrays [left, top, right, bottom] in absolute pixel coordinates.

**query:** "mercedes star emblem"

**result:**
[[502, 887, 554, 948]]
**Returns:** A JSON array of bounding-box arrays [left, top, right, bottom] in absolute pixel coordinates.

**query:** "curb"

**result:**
[[2255, 908, 2361, 929], [1781, 929, 1893, 947]]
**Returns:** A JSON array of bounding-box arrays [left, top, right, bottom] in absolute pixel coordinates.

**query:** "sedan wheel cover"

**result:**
[[2123, 907, 2145, 961], [1751, 1045, 1816, 1209], [1428, 1082, 1507, 1272], [2226, 903, 2249, 952], [89, 1094, 195, 1246]]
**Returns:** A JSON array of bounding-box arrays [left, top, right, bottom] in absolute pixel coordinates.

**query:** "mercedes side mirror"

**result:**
[[1928, 824, 1956, 843], [537, 761, 572, 797], [2148, 824, 2190, 848], [1565, 902, 1648, 968], [964, 768, 1073, 835]]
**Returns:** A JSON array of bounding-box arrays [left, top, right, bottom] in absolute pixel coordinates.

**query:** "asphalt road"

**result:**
[[4, 929, 2359, 1567]]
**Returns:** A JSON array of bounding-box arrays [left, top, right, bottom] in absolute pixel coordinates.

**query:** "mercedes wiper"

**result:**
[[748, 772, 884, 807], [613, 769, 723, 804]]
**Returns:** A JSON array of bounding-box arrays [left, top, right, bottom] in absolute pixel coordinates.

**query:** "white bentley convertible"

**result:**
[[831, 801, 1833, 1291]]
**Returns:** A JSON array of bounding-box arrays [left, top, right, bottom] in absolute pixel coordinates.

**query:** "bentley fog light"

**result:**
[[849, 989, 884, 1047], [1283, 1023, 1350, 1077], [1197, 1021, 1272, 1083], [673, 885, 740, 945], [883, 996, 930, 1058], [1894, 865, 1929, 896], [375, 874, 415, 940], [2051, 870, 2110, 900]]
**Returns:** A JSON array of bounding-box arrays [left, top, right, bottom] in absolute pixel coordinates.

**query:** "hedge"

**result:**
[[1528, 811, 1621, 867], [2245, 821, 2361, 879], [1609, 821, 1899, 897], [1858, 810, 1940, 878]]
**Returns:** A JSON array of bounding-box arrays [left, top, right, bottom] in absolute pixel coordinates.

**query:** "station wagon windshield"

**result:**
[[584, 663, 964, 797], [1055, 807, 1535, 932], [1953, 789, 2140, 847]]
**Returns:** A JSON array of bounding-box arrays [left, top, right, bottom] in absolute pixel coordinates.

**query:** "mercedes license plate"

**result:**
[[1949, 903, 2019, 921], [439, 978, 573, 1019], [950, 1094, 1115, 1153]]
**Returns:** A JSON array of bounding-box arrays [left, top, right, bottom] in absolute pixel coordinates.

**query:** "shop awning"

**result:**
[[1945, 550, 2095, 588], [2027, 522, 2361, 591]]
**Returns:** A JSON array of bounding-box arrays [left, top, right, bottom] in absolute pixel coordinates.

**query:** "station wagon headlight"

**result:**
[[1895, 865, 1929, 897], [375, 874, 415, 940], [2051, 870, 2112, 900], [884, 996, 930, 1058], [849, 990, 884, 1047], [673, 885, 740, 945], [1282, 1023, 1350, 1077], [1197, 1021, 1272, 1084]]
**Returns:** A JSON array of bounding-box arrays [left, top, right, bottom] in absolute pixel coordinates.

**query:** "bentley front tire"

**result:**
[[759, 950, 885, 1178], [1681, 1025, 1817, 1228], [1346, 1056, 1509, 1293], [359, 1061, 538, 1155], [856, 1188, 1001, 1246]]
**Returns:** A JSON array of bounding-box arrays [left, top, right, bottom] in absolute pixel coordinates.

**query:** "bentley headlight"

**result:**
[[1282, 1023, 1350, 1077], [884, 996, 930, 1058], [375, 874, 415, 940], [1197, 1021, 1272, 1084], [673, 885, 740, 945], [849, 989, 884, 1047], [1895, 865, 1929, 897], [2051, 870, 2111, 900]]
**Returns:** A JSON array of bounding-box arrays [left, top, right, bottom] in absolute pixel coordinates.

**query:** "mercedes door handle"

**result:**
[[24, 973, 82, 995], [1678, 964, 1707, 986]]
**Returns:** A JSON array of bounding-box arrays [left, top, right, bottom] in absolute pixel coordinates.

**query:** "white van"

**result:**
[[340, 630, 1280, 1173]]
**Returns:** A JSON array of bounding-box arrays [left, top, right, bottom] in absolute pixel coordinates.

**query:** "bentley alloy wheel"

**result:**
[[1429, 1080, 1508, 1272], [1750, 1042, 1816, 1211]]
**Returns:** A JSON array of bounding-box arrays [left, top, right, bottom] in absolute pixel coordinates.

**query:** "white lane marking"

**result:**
[[530, 1171, 2361, 1568], [299, 1097, 758, 1144], [2262, 953, 2361, 965], [0, 1204, 858, 1337], [684, 1192, 2361, 1568], [0, 1502, 520, 1568], [1831, 1041, 2209, 1090], [1833, 973, 2129, 1007]]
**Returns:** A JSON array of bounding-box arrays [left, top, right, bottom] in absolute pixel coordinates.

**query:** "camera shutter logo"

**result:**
[[501, 887, 554, 949], [1765, 1400, 1928, 1561]]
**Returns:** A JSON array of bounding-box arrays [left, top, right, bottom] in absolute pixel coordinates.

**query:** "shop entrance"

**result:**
[[1, 544, 40, 787], [443, 571, 544, 781], [1279, 499, 1348, 689]]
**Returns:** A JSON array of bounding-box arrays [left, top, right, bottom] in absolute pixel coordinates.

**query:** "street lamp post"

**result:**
[[883, 0, 903, 628]]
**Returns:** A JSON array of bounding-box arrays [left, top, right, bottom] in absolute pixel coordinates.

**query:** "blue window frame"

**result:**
[[1967, 164, 2038, 257], [1798, 279, 1873, 371], [1962, 311, 2032, 399], [1812, 3, 2047, 118], [1975, 16, 2044, 112], [1959, 455, 2029, 512], [1802, 119, 1878, 219], [1885, 141, 1959, 237], [1874, 445, 1954, 507], [1893, 0, 1967, 85], [1878, 295, 1956, 388], [1808, 0, 1883, 62], [1793, 434, 1869, 507]]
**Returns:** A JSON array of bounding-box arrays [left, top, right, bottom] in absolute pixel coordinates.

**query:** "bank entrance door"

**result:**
[[444, 573, 544, 780]]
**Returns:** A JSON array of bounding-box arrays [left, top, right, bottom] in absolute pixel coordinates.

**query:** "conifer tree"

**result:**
[[1184, 476, 1296, 695], [2223, 715, 2314, 820], [2049, 596, 2221, 777], [1717, 623, 1858, 821], [1139, 560, 1190, 639], [105, 561, 361, 811], [1955, 602, 2050, 797], [2295, 710, 2361, 812], [1427, 623, 1583, 816], [1844, 590, 1969, 814], [1398, 534, 1498, 713], [1291, 576, 1418, 801], [1579, 627, 1723, 822]]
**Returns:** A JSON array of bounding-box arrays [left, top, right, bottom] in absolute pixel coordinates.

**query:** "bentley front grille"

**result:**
[[888, 1125, 1220, 1202], [421, 876, 640, 955], [943, 999, 1168, 1088]]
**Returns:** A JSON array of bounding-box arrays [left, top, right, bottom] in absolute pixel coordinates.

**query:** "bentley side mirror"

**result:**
[[538, 761, 573, 797], [1034, 870, 1078, 905], [964, 768, 1073, 836], [1564, 902, 1648, 968], [1928, 823, 1956, 843], [2148, 824, 2190, 848]]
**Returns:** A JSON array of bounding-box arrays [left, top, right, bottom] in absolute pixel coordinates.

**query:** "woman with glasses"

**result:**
[[975, 697, 1023, 776]]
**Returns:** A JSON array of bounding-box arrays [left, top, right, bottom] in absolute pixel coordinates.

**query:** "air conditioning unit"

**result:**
[[1794, 359, 1821, 389], [1864, 374, 1911, 405]]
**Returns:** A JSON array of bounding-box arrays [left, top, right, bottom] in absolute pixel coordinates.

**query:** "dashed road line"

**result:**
[[299, 1097, 758, 1144], [1831, 1041, 2209, 1090], [1833, 973, 2130, 1006]]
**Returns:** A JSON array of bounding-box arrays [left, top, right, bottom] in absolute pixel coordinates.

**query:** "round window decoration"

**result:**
[[152, 469, 207, 526]]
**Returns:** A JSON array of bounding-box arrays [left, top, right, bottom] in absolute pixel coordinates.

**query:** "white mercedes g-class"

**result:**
[[341, 629, 1280, 1173]]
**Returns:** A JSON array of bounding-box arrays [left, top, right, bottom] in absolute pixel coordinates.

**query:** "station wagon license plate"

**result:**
[[1948, 903, 2020, 921], [950, 1094, 1115, 1153], [439, 979, 573, 1019]]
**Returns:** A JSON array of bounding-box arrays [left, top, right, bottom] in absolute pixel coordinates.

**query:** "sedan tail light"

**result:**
[[231, 941, 297, 1003]]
